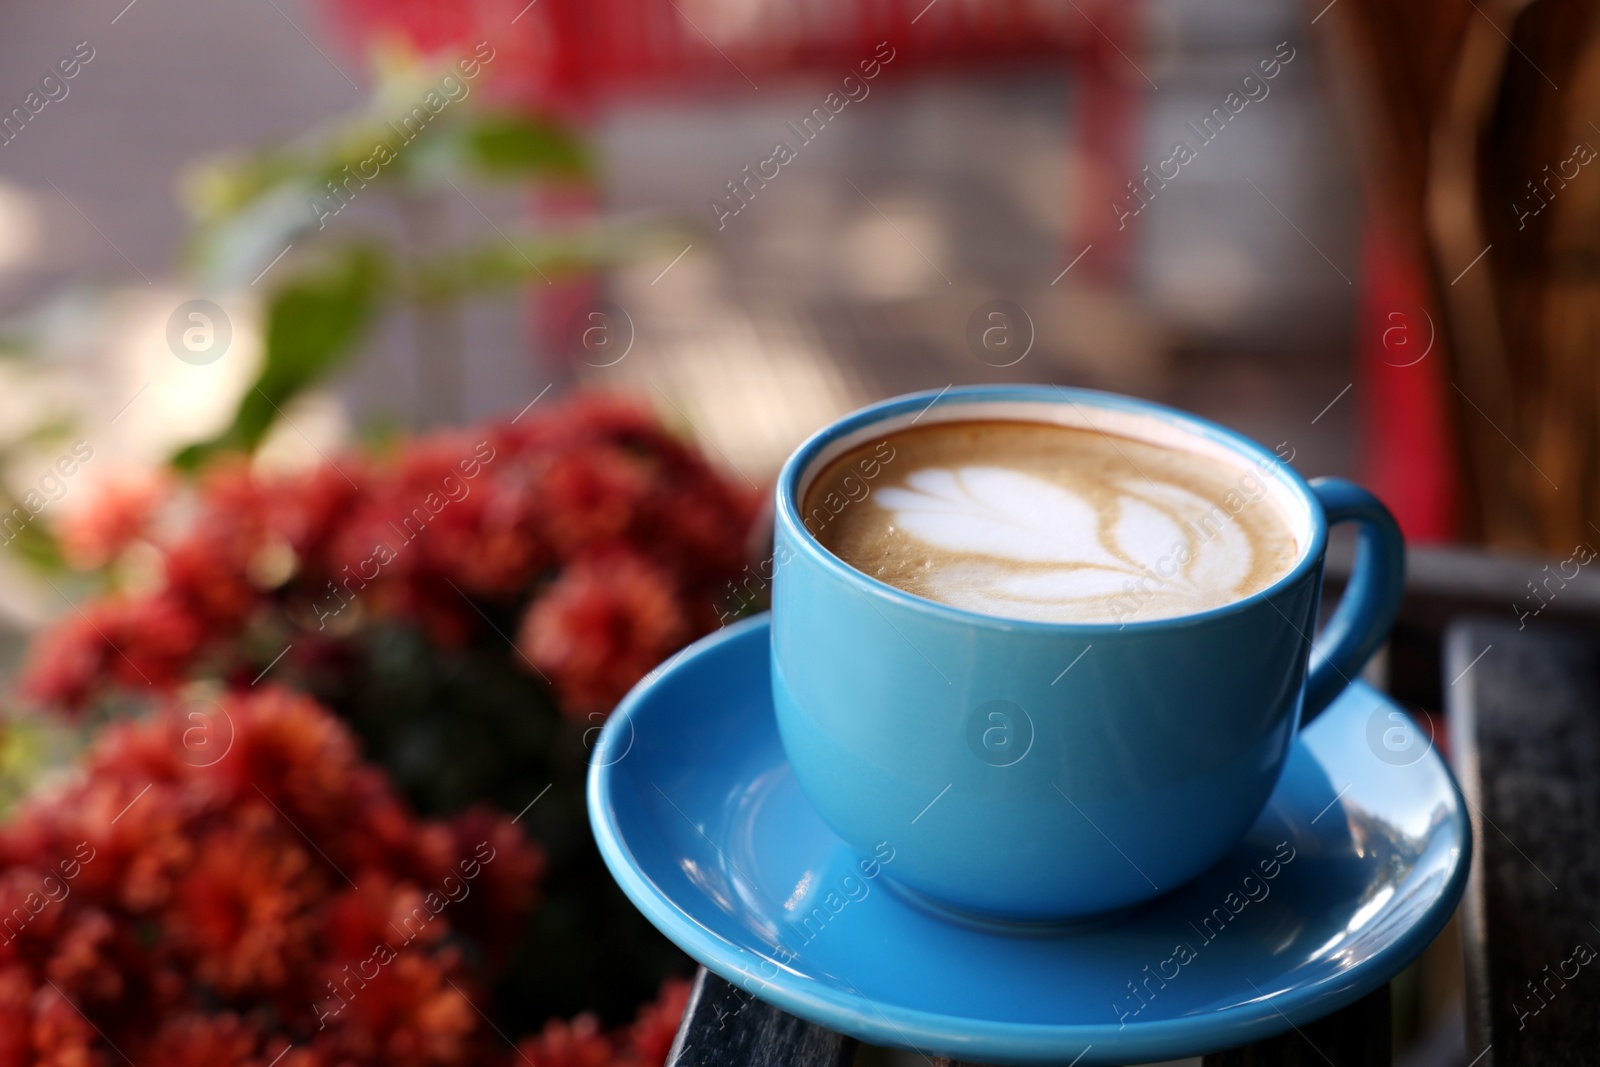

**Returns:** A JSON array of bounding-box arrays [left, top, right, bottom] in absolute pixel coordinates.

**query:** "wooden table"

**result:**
[[660, 546, 1600, 1065]]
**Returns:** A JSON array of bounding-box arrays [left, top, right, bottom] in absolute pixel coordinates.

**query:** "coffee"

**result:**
[[804, 420, 1299, 623]]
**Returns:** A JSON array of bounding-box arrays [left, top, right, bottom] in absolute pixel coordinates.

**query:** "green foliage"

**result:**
[[0, 418, 98, 574], [174, 245, 387, 469], [172, 56, 676, 469], [0, 713, 85, 823], [407, 219, 691, 300], [460, 113, 592, 179]]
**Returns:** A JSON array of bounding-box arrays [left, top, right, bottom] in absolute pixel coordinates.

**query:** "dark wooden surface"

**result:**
[[1325, 541, 1600, 715], [666, 968, 856, 1067], [1447, 617, 1600, 1066], [668, 966, 1394, 1066]]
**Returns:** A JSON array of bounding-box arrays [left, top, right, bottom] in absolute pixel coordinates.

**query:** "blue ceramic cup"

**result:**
[[771, 385, 1404, 922]]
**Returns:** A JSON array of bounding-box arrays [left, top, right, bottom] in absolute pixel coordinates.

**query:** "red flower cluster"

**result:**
[[513, 977, 689, 1067], [12, 396, 745, 1063], [0, 683, 640, 1066], [26, 395, 759, 717]]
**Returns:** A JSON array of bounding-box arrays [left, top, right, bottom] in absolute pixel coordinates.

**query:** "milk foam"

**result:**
[[875, 467, 1256, 622], [804, 420, 1299, 624]]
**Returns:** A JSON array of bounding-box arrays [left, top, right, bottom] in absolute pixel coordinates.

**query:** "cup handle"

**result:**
[[1302, 477, 1406, 721]]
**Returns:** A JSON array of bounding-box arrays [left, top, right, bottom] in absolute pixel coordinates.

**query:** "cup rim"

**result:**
[[775, 384, 1329, 634]]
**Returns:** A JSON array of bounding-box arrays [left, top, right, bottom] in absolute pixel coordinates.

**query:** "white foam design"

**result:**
[[876, 467, 1125, 567], [876, 466, 1262, 622]]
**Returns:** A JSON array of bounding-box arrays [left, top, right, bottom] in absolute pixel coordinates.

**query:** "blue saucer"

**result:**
[[588, 616, 1470, 1066]]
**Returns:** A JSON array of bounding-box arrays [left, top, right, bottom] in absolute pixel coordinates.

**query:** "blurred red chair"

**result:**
[[1355, 226, 1459, 543], [327, 0, 1147, 280]]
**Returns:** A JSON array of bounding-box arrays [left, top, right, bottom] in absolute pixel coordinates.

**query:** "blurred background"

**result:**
[[0, 0, 1367, 592], [0, 0, 1586, 1064]]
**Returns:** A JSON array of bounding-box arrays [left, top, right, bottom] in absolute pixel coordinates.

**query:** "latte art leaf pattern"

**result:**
[[875, 466, 1257, 622], [877, 467, 1127, 568]]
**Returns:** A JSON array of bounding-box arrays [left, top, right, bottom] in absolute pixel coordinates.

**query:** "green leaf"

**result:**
[[186, 179, 326, 291], [460, 114, 592, 180], [173, 246, 386, 470], [407, 218, 699, 300]]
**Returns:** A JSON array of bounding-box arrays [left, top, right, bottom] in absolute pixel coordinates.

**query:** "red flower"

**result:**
[[56, 468, 169, 571], [435, 809, 546, 962], [517, 553, 688, 714], [24, 393, 755, 712], [9, 395, 752, 1061], [201, 686, 365, 844], [29, 979, 100, 1067], [618, 977, 691, 1067], [531, 448, 653, 561], [164, 813, 321, 998], [43, 909, 124, 1006], [20, 595, 202, 709], [0, 966, 34, 1067], [16, 612, 103, 709], [0, 688, 551, 1064], [512, 1013, 615, 1067], [133, 1012, 263, 1067], [511, 977, 690, 1067]]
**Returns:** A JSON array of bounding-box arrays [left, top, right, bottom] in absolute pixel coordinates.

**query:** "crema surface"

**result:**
[[804, 421, 1300, 624]]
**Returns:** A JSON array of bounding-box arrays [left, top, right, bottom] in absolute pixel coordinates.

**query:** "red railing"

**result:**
[[326, 0, 1145, 275]]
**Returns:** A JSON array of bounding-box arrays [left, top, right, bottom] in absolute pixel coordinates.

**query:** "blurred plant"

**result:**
[[0, 21, 737, 1061], [0, 42, 687, 590], [25, 396, 753, 717], [172, 43, 687, 465], [18, 394, 759, 1036], [0, 682, 688, 1066]]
